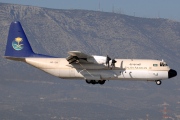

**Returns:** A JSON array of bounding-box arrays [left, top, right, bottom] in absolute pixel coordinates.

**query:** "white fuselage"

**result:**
[[25, 56, 170, 81], [5, 21, 176, 85]]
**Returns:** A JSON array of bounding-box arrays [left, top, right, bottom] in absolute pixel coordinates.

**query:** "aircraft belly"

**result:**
[[131, 70, 150, 80], [99, 70, 117, 80], [99, 70, 150, 80], [33, 68, 169, 81], [59, 69, 84, 79], [42, 69, 60, 77], [73, 70, 152, 80], [76, 69, 102, 80], [148, 71, 168, 80]]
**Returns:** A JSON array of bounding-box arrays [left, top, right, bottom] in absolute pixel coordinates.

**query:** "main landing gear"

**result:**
[[155, 80, 162, 85], [86, 80, 106, 85]]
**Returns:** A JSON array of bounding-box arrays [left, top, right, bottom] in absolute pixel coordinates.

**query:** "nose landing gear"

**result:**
[[155, 80, 162, 85]]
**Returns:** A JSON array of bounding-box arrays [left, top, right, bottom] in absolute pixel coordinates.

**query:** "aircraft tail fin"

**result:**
[[4, 21, 34, 58]]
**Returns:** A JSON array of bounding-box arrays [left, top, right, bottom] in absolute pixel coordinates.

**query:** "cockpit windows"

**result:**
[[153, 62, 168, 67], [160, 62, 168, 67]]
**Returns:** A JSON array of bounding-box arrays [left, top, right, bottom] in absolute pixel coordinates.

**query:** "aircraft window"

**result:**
[[153, 64, 158, 67]]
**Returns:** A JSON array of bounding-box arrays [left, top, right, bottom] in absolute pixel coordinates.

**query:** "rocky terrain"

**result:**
[[0, 3, 180, 119]]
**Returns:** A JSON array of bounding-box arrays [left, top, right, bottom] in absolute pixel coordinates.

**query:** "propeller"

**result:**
[[106, 55, 111, 67], [106, 55, 117, 68], [111, 59, 117, 67]]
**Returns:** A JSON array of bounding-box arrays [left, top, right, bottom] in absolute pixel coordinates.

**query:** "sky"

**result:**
[[0, 0, 180, 21]]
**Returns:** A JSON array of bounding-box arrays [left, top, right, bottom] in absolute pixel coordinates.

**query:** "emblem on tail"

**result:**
[[12, 37, 23, 50]]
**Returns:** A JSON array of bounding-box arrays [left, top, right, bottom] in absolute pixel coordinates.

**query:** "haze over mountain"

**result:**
[[0, 3, 180, 119]]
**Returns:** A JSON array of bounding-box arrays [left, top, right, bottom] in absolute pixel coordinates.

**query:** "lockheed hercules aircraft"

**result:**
[[4, 21, 177, 85]]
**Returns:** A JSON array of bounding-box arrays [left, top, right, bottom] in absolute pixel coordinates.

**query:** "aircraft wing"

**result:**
[[66, 51, 95, 64]]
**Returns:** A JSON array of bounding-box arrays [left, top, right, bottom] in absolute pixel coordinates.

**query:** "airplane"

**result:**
[[4, 21, 177, 85]]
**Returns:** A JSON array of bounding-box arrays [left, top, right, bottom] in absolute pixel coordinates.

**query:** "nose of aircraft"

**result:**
[[168, 69, 177, 78]]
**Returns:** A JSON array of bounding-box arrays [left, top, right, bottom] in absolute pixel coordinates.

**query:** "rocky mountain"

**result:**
[[0, 3, 180, 119]]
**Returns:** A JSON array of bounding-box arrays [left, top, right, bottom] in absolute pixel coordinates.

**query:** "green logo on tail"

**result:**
[[12, 37, 23, 50]]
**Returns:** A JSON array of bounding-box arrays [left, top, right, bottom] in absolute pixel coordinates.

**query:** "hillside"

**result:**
[[0, 3, 180, 119]]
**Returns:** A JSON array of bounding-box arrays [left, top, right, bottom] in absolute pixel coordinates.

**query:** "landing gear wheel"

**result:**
[[91, 80, 96, 85], [86, 80, 91, 84], [156, 80, 161, 85], [85, 80, 106, 85], [98, 80, 106, 85]]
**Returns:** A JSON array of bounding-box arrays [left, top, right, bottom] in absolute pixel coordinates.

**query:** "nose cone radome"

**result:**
[[168, 69, 177, 78]]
